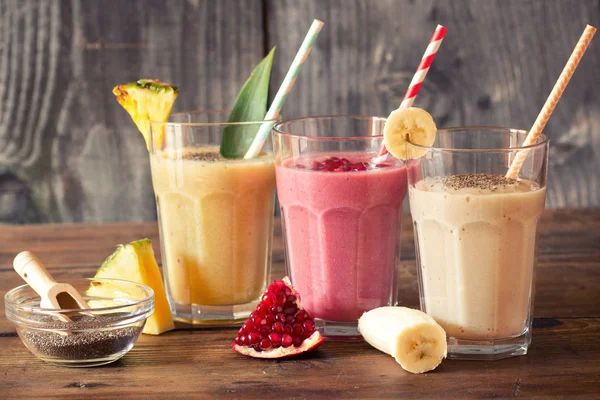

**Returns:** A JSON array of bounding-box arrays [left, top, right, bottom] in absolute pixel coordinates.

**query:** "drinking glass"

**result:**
[[407, 127, 549, 359], [272, 115, 407, 340], [149, 111, 276, 326]]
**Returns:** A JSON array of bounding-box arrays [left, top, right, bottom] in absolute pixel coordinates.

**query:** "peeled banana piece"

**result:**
[[358, 306, 447, 374], [383, 107, 437, 160]]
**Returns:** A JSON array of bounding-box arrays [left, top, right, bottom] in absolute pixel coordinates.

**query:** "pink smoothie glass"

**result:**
[[272, 116, 407, 340]]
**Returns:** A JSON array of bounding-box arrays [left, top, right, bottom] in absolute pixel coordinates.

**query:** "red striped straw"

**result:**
[[377, 24, 447, 157]]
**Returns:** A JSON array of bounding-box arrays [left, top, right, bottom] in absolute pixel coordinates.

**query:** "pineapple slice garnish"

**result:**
[[112, 79, 178, 150], [87, 239, 175, 335]]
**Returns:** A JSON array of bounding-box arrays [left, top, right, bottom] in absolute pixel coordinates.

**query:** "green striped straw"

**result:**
[[244, 19, 324, 159]]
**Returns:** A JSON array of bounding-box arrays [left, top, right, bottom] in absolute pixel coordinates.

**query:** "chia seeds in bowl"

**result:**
[[5, 278, 154, 367]]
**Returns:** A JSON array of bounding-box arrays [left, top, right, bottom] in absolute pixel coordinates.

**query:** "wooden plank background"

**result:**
[[0, 0, 599, 223]]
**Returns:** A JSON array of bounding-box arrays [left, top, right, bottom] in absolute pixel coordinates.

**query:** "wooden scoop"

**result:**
[[13, 251, 90, 322]]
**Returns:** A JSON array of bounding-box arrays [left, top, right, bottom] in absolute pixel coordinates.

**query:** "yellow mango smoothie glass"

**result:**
[[149, 111, 276, 325]]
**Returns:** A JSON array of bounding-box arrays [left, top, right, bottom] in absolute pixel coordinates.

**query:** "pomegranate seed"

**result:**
[[287, 295, 297, 303], [292, 323, 304, 336], [235, 336, 242, 345], [284, 307, 296, 315], [260, 339, 272, 350], [272, 322, 284, 333], [265, 314, 276, 325], [240, 335, 249, 345], [284, 324, 293, 335], [306, 156, 387, 173], [269, 332, 282, 345], [294, 310, 308, 323], [350, 163, 367, 171], [271, 305, 284, 314], [262, 293, 276, 306], [292, 336, 303, 347], [282, 334, 293, 348], [276, 313, 286, 323], [266, 285, 277, 295], [249, 332, 261, 345], [284, 287, 292, 296], [283, 301, 294, 309], [276, 292, 287, 304], [257, 303, 269, 315], [285, 315, 295, 325], [303, 320, 315, 333], [258, 326, 271, 335]]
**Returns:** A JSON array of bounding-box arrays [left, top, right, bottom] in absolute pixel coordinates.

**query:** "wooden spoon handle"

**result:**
[[13, 251, 57, 296]]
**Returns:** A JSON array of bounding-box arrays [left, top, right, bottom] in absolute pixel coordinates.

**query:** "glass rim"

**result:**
[[273, 114, 387, 141], [407, 126, 549, 153], [4, 277, 155, 313], [149, 109, 280, 128]]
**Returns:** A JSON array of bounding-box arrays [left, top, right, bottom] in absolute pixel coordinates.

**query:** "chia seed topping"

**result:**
[[441, 174, 518, 191], [182, 151, 223, 162]]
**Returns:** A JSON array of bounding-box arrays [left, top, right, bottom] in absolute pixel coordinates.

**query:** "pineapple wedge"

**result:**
[[112, 79, 178, 150], [88, 239, 175, 335]]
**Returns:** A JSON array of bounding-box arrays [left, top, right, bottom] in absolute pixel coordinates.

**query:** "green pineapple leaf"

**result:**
[[220, 47, 276, 158]]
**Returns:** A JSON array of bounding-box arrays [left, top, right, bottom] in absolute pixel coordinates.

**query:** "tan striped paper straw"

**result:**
[[244, 19, 324, 159], [506, 24, 596, 179]]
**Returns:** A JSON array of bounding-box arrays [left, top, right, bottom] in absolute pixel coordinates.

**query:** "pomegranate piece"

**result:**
[[294, 156, 392, 172], [232, 277, 324, 359]]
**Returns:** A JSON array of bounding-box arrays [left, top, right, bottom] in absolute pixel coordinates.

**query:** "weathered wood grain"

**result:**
[[0, 0, 264, 223], [1, 0, 599, 223], [268, 0, 600, 209], [1, 318, 600, 399], [0, 209, 599, 398]]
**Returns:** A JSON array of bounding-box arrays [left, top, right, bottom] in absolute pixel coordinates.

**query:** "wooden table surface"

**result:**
[[1, 209, 599, 399]]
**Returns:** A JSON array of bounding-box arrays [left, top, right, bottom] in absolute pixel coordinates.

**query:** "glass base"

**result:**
[[447, 328, 531, 360], [316, 319, 363, 341], [37, 351, 130, 368], [170, 299, 258, 327]]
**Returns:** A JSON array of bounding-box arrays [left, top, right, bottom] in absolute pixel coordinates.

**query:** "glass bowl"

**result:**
[[4, 278, 154, 367]]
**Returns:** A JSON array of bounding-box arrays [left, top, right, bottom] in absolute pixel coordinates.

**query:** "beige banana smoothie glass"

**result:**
[[407, 127, 548, 360], [149, 111, 277, 326]]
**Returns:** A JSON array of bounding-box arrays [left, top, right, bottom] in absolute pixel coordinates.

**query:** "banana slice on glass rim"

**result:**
[[383, 107, 437, 160], [358, 306, 447, 374]]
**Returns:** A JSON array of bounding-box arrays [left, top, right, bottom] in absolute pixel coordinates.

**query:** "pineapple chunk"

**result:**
[[88, 239, 175, 335], [112, 79, 178, 150]]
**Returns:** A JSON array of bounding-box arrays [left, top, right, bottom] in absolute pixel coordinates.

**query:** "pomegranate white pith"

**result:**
[[232, 277, 324, 358]]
